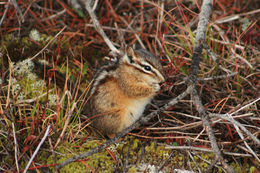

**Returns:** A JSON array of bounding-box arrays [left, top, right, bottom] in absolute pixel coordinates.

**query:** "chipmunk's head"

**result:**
[[120, 47, 165, 90]]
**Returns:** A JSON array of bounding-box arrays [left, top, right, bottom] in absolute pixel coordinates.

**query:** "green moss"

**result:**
[[45, 141, 116, 172], [37, 137, 176, 172], [128, 166, 137, 172], [249, 166, 257, 173]]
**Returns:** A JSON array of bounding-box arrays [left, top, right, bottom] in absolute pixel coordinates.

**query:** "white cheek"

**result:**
[[143, 75, 156, 83], [141, 75, 161, 92]]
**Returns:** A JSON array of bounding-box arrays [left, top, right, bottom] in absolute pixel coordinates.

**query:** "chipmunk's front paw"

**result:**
[[153, 83, 161, 92]]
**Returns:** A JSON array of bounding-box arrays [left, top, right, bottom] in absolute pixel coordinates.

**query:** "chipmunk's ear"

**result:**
[[127, 47, 135, 56], [121, 47, 137, 64]]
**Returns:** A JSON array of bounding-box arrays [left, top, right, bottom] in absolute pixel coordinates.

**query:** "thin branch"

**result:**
[[192, 89, 235, 173], [23, 125, 51, 173], [188, 0, 212, 83], [91, 0, 99, 11], [188, 0, 235, 172], [28, 26, 67, 62], [197, 72, 238, 81], [215, 8, 260, 24], [12, 123, 20, 173], [229, 114, 260, 162], [120, 16, 146, 49], [40, 9, 66, 22], [56, 85, 192, 169], [158, 151, 174, 171], [188, 151, 202, 173], [0, 0, 10, 28], [165, 145, 259, 157], [11, 0, 24, 22], [84, 1, 120, 55], [210, 112, 260, 145], [229, 97, 260, 116]]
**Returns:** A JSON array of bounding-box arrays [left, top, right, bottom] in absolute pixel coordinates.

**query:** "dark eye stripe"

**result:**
[[134, 59, 161, 77], [139, 64, 155, 73]]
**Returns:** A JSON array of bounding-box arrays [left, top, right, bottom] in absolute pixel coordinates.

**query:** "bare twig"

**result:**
[[215, 8, 260, 24], [84, 1, 120, 55], [41, 9, 66, 22], [12, 123, 20, 173], [23, 125, 51, 173], [188, 151, 202, 173], [155, 0, 164, 53], [0, 0, 10, 28], [210, 112, 260, 145], [188, 0, 235, 172], [229, 97, 260, 116], [15, 89, 54, 104], [56, 85, 192, 169], [147, 112, 254, 132], [192, 89, 235, 173], [165, 145, 259, 157], [28, 26, 67, 61], [158, 151, 174, 171], [174, 169, 195, 173], [188, 0, 212, 83], [11, 0, 24, 23], [120, 16, 146, 49], [197, 72, 238, 81], [229, 113, 260, 162], [91, 0, 99, 11]]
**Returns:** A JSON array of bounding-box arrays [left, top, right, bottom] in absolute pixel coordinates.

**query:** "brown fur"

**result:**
[[30, 48, 164, 138], [87, 48, 165, 137]]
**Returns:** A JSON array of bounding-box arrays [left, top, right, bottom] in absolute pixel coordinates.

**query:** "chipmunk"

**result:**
[[6, 47, 165, 138], [85, 47, 165, 138]]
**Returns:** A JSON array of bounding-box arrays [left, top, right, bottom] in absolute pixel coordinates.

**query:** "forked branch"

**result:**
[[57, 0, 235, 172]]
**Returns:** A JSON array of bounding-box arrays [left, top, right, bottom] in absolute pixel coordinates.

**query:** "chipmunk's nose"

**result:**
[[157, 76, 165, 84]]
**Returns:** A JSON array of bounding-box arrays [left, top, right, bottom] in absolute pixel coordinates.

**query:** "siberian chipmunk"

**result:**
[[86, 47, 165, 138]]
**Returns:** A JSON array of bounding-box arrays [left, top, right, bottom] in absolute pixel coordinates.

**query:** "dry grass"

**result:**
[[0, 0, 259, 172]]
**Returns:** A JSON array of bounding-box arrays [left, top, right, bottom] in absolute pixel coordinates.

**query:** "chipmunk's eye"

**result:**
[[144, 65, 151, 71]]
